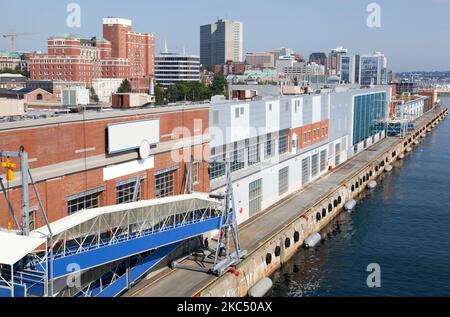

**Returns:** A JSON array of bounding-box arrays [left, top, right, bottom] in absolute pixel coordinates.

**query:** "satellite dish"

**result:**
[[139, 139, 150, 160]]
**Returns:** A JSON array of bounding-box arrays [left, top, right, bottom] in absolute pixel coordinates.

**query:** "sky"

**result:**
[[1, 0, 449, 72]]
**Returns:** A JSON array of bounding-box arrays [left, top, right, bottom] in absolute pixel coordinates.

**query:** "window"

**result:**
[[235, 108, 240, 118], [279, 134, 289, 155], [210, 153, 226, 180], [302, 157, 311, 185], [335, 143, 341, 166], [29, 207, 37, 231], [279, 167, 289, 196], [320, 150, 327, 172], [155, 170, 175, 198], [231, 148, 245, 172], [116, 178, 142, 204], [311, 153, 319, 177], [249, 179, 262, 217], [265, 136, 274, 159], [67, 189, 102, 215], [248, 143, 260, 166], [193, 162, 199, 184]]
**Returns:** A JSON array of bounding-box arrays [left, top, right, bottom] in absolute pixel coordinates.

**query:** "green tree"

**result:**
[[210, 73, 228, 97], [117, 79, 132, 93], [154, 84, 166, 105], [89, 86, 99, 104]]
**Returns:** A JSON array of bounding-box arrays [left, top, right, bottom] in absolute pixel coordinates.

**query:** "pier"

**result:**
[[125, 105, 448, 297]]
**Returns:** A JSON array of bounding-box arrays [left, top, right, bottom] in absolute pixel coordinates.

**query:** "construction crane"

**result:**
[[2, 32, 37, 52]]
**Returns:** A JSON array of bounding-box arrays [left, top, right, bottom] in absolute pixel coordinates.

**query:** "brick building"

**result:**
[[0, 104, 210, 230], [103, 17, 155, 91], [29, 17, 154, 91]]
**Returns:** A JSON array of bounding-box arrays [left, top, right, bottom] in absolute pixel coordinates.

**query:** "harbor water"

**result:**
[[270, 97, 450, 297]]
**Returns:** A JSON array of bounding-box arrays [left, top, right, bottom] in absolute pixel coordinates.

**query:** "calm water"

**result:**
[[271, 97, 450, 297]]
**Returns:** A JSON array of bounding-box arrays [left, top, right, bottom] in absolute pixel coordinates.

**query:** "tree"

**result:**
[[210, 73, 228, 98], [117, 79, 132, 93], [154, 84, 166, 105], [89, 86, 99, 104]]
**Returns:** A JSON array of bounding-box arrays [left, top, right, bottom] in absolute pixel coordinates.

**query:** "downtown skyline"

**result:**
[[1, 0, 449, 72]]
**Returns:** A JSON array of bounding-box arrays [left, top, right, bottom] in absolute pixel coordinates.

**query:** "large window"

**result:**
[[302, 157, 310, 186], [67, 188, 102, 215], [279, 167, 289, 196], [231, 147, 245, 172], [279, 133, 289, 155], [311, 153, 319, 177], [265, 135, 274, 159], [155, 169, 175, 198], [116, 178, 142, 204], [210, 153, 226, 180], [249, 179, 263, 217], [320, 150, 327, 172], [248, 143, 260, 166], [353, 92, 386, 146]]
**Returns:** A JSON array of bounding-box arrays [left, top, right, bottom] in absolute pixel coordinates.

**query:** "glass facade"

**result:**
[[353, 92, 387, 146]]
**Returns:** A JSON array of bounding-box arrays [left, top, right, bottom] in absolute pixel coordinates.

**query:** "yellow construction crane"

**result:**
[[2, 32, 38, 52]]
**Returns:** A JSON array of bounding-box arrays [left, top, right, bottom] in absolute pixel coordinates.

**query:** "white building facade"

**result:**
[[359, 52, 388, 86], [92, 78, 124, 103], [208, 86, 391, 224]]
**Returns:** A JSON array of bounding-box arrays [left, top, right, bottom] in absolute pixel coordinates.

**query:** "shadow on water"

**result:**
[[270, 99, 450, 297]]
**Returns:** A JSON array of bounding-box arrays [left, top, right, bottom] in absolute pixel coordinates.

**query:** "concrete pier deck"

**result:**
[[124, 107, 446, 297]]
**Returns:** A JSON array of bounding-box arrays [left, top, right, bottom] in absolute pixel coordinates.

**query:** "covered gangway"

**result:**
[[1, 193, 224, 297]]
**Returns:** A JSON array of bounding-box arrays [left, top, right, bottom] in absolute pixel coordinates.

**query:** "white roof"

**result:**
[[30, 193, 220, 238], [0, 231, 46, 265]]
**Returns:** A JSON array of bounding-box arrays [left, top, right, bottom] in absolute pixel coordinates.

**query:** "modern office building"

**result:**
[[359, 52, 388, 86], [155, 48, 201, 86], [328, 46, 348, 75], [340, 55, 360, 84], [200, 19, 243, 68]]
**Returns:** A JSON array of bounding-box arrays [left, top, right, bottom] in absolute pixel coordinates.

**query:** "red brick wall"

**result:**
[[0, 108, 211, 229], [290, 119, 329, 150]]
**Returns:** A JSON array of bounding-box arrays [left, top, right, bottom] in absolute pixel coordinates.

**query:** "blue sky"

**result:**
[[1, 0, 449, 72]]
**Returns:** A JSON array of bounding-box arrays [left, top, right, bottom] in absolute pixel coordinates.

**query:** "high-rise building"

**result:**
[[309, 52, 327, 67], [103, 17, 155, 79], [340, 55, 360, 84], [328, 46, 348, 75], [200, 19, 243, 69], [359, 52, 388, 86], [155, 45, 200, 86]]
